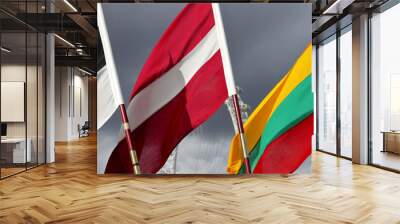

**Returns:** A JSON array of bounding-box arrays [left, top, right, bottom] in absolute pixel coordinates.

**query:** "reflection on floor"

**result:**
[[373, 150, 400, 171], [0, 162, 42, 178], [0, 135, 400, 223], [0, 167, 25, 177]]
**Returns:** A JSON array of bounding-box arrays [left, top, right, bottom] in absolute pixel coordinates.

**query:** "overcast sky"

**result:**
[[98, 3, 311, 174]]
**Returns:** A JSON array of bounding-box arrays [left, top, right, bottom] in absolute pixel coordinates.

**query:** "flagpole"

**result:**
[[212, 3, 251, 174], [98, 4, 141, 174]]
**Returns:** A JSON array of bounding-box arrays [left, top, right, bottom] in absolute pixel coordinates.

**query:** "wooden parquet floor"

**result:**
[[1, 135, 400, 224]]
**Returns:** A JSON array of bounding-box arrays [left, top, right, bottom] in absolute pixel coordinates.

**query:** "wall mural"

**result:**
[[97, 3, 312, 175]]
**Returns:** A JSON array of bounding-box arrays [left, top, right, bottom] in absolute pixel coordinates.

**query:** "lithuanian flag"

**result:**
[[227, 44, 313, 174]]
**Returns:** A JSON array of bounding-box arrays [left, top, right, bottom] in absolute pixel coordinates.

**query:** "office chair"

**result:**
[[79, 121, 90, 138]]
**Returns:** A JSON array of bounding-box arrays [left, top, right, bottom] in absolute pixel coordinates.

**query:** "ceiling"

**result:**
[[0, 0, 394, 74]]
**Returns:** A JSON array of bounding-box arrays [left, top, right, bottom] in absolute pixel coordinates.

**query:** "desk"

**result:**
[[1, 138, 31, 163], [382, 131, 400, 154]]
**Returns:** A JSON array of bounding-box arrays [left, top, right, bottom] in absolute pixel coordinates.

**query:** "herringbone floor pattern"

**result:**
[[1, 135, 400, 223]]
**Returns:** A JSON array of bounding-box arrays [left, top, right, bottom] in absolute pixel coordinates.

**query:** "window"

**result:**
[[339, 27, 352, 158], [370, 3, 400, 171], [317, 35, 337, 154]]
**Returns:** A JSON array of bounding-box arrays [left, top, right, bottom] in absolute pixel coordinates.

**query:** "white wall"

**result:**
[[71, 72, 89, 138], [55, 66, 68, 141], [1, 65, 39, 137], [55, 67, 89, 141]]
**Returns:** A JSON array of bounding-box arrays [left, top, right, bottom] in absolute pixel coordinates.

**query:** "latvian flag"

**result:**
[[98, 3, 237, 173]]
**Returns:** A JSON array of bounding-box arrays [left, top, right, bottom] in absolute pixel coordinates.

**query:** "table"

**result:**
[[382, 131, 400, 154], [1, 138, 32, 163]]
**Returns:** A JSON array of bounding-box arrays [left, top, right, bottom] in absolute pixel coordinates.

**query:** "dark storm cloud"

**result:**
[[98, 3, 311, 174], [101, 4, 185, 101]]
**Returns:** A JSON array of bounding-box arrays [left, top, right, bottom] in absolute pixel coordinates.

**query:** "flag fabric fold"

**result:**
[[105, 3, 229, 174], [97, 5, 126, 131], [227, 44, 313, 174], [97, 66, 119, 130]]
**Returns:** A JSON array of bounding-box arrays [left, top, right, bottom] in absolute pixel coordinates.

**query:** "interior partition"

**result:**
[[0, 1, 46, 179]]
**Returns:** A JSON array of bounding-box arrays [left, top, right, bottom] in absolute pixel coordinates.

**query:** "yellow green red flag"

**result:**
[[227, 44, 313, 174]]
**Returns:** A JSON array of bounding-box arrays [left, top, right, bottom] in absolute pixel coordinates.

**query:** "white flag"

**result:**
[[97, 4, 125, 129], [97, 66, 119, 129]]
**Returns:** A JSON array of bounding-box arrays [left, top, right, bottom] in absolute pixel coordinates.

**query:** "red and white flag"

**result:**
[[100, 3, 238, 173]]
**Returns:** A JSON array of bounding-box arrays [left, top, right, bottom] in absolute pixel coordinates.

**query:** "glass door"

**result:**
[[0, 1, 47, 179], [1, 30, 28, 178]]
